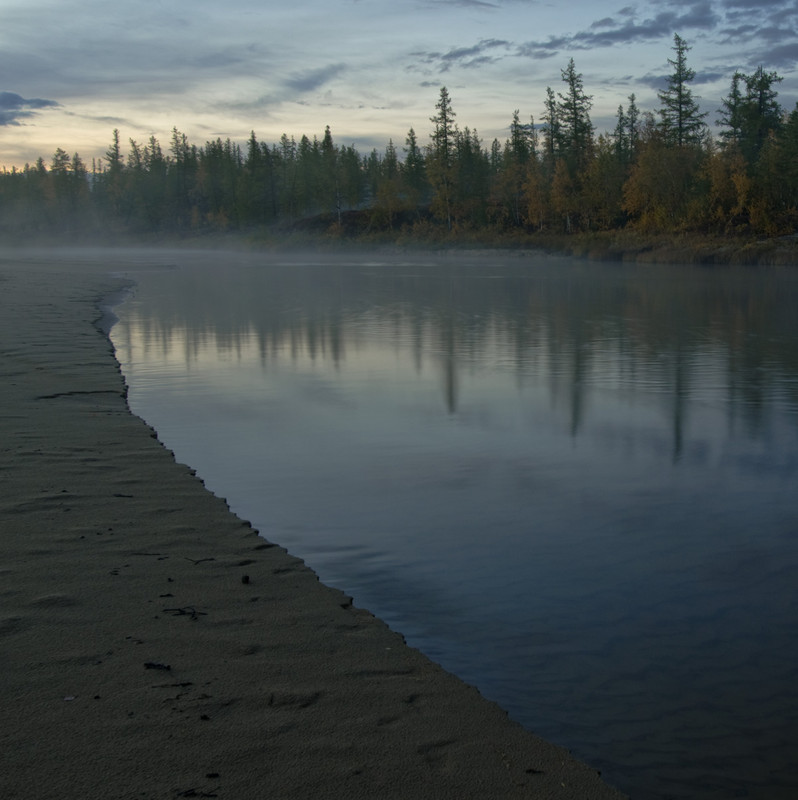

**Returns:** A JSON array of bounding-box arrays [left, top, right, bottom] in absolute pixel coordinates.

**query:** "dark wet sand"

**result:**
[[0, 249, 626, 799]]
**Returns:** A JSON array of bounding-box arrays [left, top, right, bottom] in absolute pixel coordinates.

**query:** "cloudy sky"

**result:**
[[1, 0, 797, 168]]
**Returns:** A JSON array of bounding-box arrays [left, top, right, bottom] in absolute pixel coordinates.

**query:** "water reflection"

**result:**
[[119, 259, 798, 454], [112, 254, 798, 800]]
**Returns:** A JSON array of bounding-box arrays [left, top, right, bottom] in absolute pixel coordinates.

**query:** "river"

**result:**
[[109, 249, 798, 799]]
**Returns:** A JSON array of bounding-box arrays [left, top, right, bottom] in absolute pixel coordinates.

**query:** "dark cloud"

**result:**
[[717, 0, 796, 34], [722, 0, 791, 10], [441, 39, 510, 69], [284, 63, 347, 93], [634, 66, 724, 95], [231, 63, 349, 116], [716, 0, 798, 69], [675, 1, 720, 29], [411, 39, 511, 72], [518, 1, 719, 58], [591, 18, 618, 29], [401, 0, 797, 125], [717, 23, 760, 43], [765, 42, 798, 71], [695, 70, 728, 84], [0, 92, 59, 126], [637, 73, 670, 92]]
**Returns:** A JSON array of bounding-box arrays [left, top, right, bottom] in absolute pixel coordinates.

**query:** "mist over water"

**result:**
[[110, 251, 798, 800]]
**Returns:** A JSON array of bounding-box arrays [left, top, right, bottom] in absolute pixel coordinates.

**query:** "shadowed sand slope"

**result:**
[[0, 250, 626, 799]]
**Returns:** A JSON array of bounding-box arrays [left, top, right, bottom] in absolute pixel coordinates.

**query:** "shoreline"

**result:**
[[0, 249, 625, 799], [4, 226, 798, 269]]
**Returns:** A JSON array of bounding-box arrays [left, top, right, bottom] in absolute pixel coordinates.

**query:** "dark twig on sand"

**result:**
[[163, 606, 207, 620]]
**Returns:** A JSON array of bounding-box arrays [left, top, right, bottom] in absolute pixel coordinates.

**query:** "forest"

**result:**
[[1, 34, 797, 248]]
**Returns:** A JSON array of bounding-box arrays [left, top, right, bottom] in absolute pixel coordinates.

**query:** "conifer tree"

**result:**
[[320, 125, 342, 222], [337, 144, 365, 210], [140, 136, 167, 227], [373, 139, 404, 228], [452, 127, 490, 226], [776, 104, 798, 210], [541, 86, 561, 164], [614, 94, 640, 162], [523, 156, 548, 231], [718, 72, 746, 146], [719, 67, 783, 166], [101, 128, 127, 220], [490, 138, 502, 174], [403, 128, 427, 211], [427, 87, 458, 228], [557, 58, 594, 169], [430, 86, 457, 167], [741, 66, 783, 162], [105, 129, 123, 173], [494, 111, 536, 226], [509, 109, 534, 165], [658, 34, 707, 147], [51, 147, 70, 173]]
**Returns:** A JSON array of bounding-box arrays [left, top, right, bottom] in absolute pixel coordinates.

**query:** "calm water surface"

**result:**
[[110, 251, 798, 800]]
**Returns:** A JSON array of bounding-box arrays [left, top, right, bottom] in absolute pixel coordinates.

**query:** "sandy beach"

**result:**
[[0, 249, 625, 799]]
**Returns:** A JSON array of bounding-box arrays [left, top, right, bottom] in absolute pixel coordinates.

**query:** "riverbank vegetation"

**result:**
[[2, 34, 797, 264]]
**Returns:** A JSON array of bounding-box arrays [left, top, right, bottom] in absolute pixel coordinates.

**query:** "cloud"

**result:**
[[191, 52, 247, 70], [518, 2, 720, 59], [284, 64, 347, 94], [717, 23, 760, 44], [225, 62, 350, 117], [591, 18, 618, 30], [712, 0, 797, 39], [695, 70, 728, 84], [765, 42, 798, 71], [0, 92, 59, 126], [410, 39, 511, 73], [424, 0, 499, 8], [504, 0, 798, 75], [714, 0, 798, 70], [722, 0, 792, 10]]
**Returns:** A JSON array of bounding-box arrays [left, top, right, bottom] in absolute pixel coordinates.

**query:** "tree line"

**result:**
[[1, 34, 797, 241]]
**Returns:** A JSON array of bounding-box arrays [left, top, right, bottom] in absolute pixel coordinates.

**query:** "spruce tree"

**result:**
[[557, 58, 594, 168], [658, 34, 707, 147], [509, 109, 533, 165], [718, 72, 746, 145], [320, 125, 342, 221], [403, 128, 427, 209], [719, 67, 782, 165], [742, 66, 783, 162], [542, 86, 561, 163], [614, 94, 640, 163], [428, 87, 458, 228], [430, 86, 457, 167]]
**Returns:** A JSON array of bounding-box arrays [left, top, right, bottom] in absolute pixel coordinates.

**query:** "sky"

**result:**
[[1, 0, 797, 169]]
